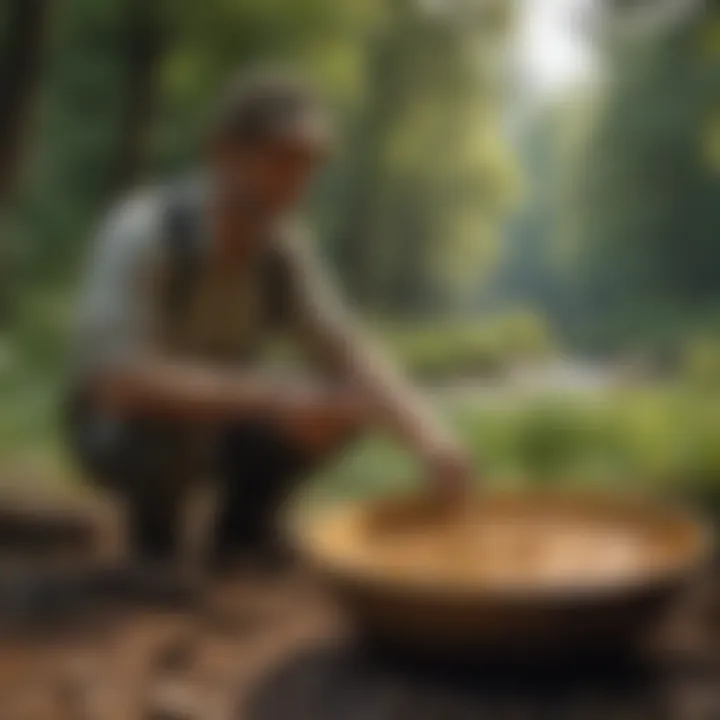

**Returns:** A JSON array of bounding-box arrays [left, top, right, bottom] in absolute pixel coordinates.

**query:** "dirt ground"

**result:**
[[0, 566, 342, 719], [1, 566, 714, 720], [0, 492, 717, 720], [0, 490, 342, 719]]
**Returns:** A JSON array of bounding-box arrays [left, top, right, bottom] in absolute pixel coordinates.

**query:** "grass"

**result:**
[[2, 359, 720, 513], [381, 311, 556, 380], [307, 383, 720, 511], [2, 299, 720, 514]]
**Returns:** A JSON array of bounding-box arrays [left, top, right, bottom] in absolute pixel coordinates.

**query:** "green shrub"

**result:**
[[312, 386, 720, 507], [683, 337, 720, 388], [385, 311, 557, 380]]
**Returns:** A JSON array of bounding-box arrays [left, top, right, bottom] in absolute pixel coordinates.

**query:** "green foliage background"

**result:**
[[2, 0, 720, 502], [498, 7, 720, 355]]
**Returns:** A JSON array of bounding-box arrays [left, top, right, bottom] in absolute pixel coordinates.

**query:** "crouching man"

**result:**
[[68, 70, 472, 571]]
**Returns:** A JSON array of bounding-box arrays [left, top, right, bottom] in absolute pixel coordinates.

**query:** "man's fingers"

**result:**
[[426, 448, 475, 504]]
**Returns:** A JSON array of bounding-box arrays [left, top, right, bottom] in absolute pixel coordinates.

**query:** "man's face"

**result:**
[[217, 136, 324, 217]]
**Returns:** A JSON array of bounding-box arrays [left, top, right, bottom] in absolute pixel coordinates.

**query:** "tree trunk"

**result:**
[[0, 0, 52, 205], [113, 0, 164, 193], [334, 26, 401, 311]]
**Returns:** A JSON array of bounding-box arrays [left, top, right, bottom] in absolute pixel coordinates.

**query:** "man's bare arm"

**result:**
[[305, 317, 453, 449], [285, 237, 472, 492], [90, 356, 365, 431], [91, 358, 279, 421]]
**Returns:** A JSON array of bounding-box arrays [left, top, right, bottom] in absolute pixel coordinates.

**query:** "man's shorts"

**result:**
[[67, 405, 314, 562]]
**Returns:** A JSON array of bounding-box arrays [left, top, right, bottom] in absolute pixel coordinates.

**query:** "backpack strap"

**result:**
[[261, 242, 294, 329], [161, 183, 294, 330], [161, 182, 205, 322]]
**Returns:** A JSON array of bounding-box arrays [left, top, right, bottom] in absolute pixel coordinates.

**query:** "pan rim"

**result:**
[[288, 488, 715, 605]]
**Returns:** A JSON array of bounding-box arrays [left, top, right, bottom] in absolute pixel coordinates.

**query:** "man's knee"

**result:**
[[300, 412, 366, 463]]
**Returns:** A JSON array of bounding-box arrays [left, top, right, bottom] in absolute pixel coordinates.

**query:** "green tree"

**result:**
[[0, 0, 53, 205], [332, 0, 518, 316], [113, 0, 165, 192], [559, 7, 720, 349]]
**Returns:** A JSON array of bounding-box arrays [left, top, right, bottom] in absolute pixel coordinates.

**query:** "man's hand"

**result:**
[[421, 434, 475, 501]]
